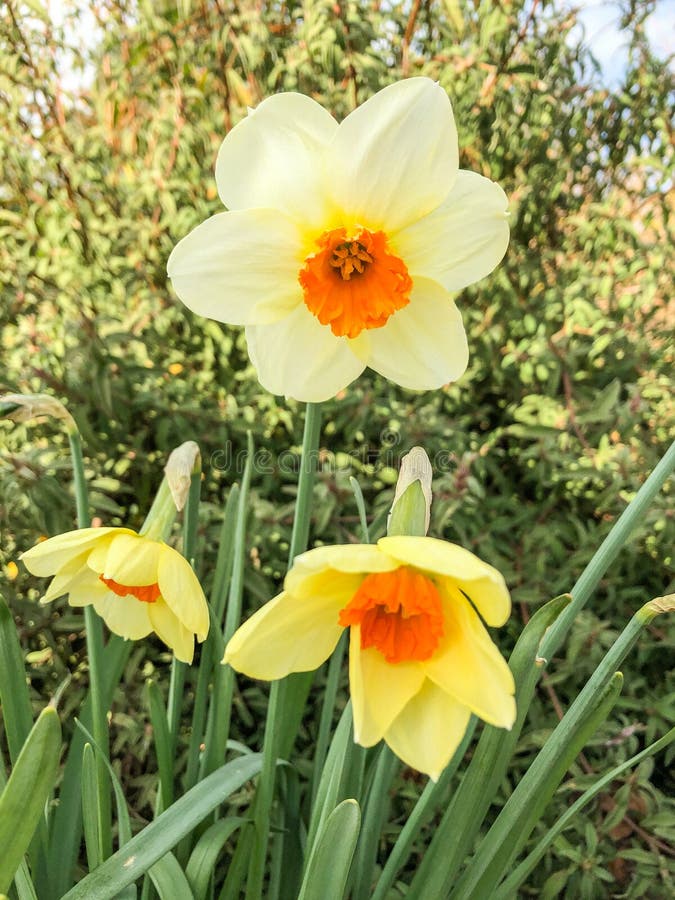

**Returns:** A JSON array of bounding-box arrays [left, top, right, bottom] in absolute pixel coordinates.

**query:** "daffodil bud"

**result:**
[[387, 447, 433, 537], [164, 441, 201, 511], [0, 392, 77, 433], [140, 442, 201, 541]]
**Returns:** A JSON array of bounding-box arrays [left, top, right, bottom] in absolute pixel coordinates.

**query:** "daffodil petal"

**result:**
[[167, 209, 304, 326], [245, 305, 366, 402], [215, 93, 337, 226], [66, 569, 111, 607], [149, 602, 195, 664], [394, 171, 510, 291], [20, 527, 126, 577], [288, 543, 398, 585], [378, 535, 510, 626], [349, 628, 425, 746], [366, 278, 468, 390], [39, 552, 95, 603], [91, 533, 162, 587], [224, 590, 344, 679], [93, 592, 153, 640], [157, 546, 209, 641], [384, 680, 471, 780], [327, 78, 458, 233], [424, 587, 515, 728]]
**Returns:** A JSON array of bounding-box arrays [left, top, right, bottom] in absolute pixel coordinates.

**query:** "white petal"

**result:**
[[168, 210, 304, 325], [215, 93, 337, 227], [367, 278, 468, 389], [394, 171, 510, 291], [326, 78, 458, 233], [384, 680, 472, 780], [349, 628, 425, 747], [245, 305, 366, 401]]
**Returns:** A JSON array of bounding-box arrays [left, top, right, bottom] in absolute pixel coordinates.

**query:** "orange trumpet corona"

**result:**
[[339, 567, 445, 664], [299, 227, 412, 339]]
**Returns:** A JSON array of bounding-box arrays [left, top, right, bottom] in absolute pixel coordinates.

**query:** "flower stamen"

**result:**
[[299, 227, 412, 338], [329, 240, 374, 280]]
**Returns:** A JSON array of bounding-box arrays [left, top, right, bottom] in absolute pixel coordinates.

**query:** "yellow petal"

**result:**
[[157, 546, 210, 641], [148, 601, 195, 664], [245, 305, 366, 402], [93, 591, 153, 640], [91, 533, 161, 586], [349, 627, 425, 747], [66, 569, 111, 607], [384, 679, 471, 780], [223, 589, 344, 680], [167, 209, 304, 326], [326, 78, 458, 233], [378, 535, 511, 626], [394, 171, 510, 291], [287, 543, 397, 586], [20, 527, 126, 577], [366, 278, 468, 390], [424, 585, 515, 728], [39, 552, 94, 603], [215, 92, 337, 227]]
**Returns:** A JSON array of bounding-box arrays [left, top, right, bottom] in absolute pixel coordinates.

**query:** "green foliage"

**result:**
[[1, 0, 673, 896]]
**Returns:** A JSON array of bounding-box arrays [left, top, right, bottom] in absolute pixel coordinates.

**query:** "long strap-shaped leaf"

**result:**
[[450, 596, 673, 899], [61, 753, 262, 900], [0, 595, 34, 763], [407, 593, 571, 897], [0, 707, 62, 894], [451, 671, 623, 900], [297, 799, 361, 900], [494, 723, 675, 898]]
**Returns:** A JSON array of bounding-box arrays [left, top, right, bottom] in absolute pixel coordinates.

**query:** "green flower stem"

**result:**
[[166, 470, 202, 759], [310, 631, 348, 809], [183, 485, 239, 795], [245, 402, 323, 900], [288, 403, 324, 563], [68, 428, 113, 862], [540, 439, 674, 660], [138, 478, 178, 541], [202, 433, 254, 780], [370, 718, 478, 900]]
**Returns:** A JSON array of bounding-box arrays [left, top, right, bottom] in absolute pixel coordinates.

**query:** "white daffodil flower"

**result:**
[[168, 78, 509, 402]]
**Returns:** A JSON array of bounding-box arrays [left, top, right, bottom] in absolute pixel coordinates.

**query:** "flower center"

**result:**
[[100, 575, 161, 604], [338, 567, 444, 664], [299, 227, 412, 339]]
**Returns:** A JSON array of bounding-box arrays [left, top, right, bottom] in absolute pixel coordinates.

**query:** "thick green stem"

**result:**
[[68, 429, 112, 861], [245, 402, 323, 900], [166, 471, 201, 758]]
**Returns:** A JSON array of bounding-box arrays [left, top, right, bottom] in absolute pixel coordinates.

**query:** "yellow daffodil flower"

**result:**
[[21, 528, 209, 663], [224, 536, 516, 779], [168, 78, 509, 402]]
